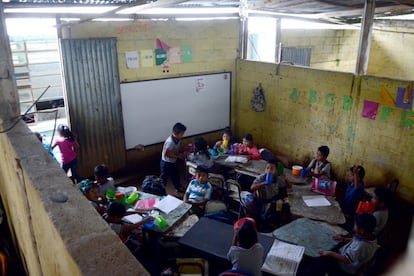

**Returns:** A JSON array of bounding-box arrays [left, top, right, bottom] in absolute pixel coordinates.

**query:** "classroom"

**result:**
[[0, 1, 413, 275]]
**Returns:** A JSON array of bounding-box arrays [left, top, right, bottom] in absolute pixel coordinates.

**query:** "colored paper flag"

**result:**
[[380, 85, 395, 107], [156, 38, 170, 51], [362, 100, 379, 120]]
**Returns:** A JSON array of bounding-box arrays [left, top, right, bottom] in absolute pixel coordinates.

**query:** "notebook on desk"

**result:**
[[261, 239, 305, 276]]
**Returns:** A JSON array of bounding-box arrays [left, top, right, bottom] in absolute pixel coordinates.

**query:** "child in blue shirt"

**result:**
[[305, 212, 378, 276], [341, 165, 365, 216], [183, 165, 212, 216], [160, 122, 187, 193]]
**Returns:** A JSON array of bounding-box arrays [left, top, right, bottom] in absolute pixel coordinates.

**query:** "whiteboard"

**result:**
[[120, 73, 231, 149]]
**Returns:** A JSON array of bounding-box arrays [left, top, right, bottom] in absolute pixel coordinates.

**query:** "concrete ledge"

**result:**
[[0, 121, 148, 275]]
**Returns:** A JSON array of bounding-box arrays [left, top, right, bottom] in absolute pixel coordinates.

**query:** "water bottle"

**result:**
[[126, 191, 139, 205]]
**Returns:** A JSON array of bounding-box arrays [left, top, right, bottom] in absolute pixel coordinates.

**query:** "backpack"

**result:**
[[142, 175, 167, 196], [241, 193, 262, 219]]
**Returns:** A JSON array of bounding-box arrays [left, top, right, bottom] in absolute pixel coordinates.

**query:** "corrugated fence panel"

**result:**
[[60, 38, 126, 177], [281, 47, 311, 66]]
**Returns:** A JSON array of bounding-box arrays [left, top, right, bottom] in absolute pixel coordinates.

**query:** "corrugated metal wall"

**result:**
[[60, 38, 126, 177], [281, 47, 311, 66]]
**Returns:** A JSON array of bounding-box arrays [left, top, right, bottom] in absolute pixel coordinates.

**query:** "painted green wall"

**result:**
[[236, 60, 414, 202]]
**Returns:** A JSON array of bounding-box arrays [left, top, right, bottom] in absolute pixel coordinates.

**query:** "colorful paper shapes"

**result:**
[[140, 49, 154, 67], [362, 100, 379, 120], [396, 87, 414, 110], [155, 48, 167, 65], [181, 46, 192, 63], [380, 85, 395, 107], [156, 38, 170, 52], [168, 47, 181, 64]]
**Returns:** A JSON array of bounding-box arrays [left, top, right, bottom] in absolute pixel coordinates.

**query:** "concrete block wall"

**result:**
[[368, 26, 414, 80], [62, 20, 240, 167], [281, 28, 360, 72], [236, 60, 414, 203], [63, 20, 239, 83], [0, 122, 149, 275]]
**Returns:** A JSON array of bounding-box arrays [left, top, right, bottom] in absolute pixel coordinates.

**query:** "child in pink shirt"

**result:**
[[238, 133, 261, 160], [52, 124, 81, 184]]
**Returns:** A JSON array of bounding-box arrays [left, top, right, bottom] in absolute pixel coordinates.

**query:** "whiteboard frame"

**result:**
[[120, 72, 231, 149]]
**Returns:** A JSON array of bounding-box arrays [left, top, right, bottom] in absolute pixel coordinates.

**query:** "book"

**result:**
[[261, 239, 305, 276], [122, 214, 142, 224], [134, 198, 159, 211], [154, 195, 183, 214]]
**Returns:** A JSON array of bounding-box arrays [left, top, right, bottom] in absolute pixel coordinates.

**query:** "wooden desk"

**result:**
[[137, 192, 192, 233], [288, 184, 345, 225], [273, 218, 347, 257], [179, 217, 275, 262]]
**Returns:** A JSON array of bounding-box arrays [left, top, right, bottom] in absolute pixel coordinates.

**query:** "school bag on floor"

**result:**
[[141, 175, 167, 196]]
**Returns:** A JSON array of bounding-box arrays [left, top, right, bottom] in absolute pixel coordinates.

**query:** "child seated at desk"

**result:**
[[238, 134, 261, 160], [214, 127, 235, 154], [305, 213, 378, 276], [183, 165, 213, 217], [80, 180, 107, 215], [371, 187, 393, 237], [103, 202, 153, 253], [340, 165, 366, 216], [94, 164, 115, 197], [306, 145, 331, 179], [227, 219, 264, 276], [187, 136, 214, 169], [249, 160, 291, 229]]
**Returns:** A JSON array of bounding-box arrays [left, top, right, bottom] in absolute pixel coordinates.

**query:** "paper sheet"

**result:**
[[122, 214, 142, 224], [225, 156, 249, 164], [125, 51, 139, 69], [302, 195, 331, 207], [154, 195, 183, 214]]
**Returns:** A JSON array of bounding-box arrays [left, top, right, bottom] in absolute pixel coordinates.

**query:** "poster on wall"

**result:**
[[181, 46, 193, 63], [169, 47, 181, 64], [125, 51, 139, 69], [141, 49, 154, 67], [362, 100, 379, 120], [155, 48, 167, 65]]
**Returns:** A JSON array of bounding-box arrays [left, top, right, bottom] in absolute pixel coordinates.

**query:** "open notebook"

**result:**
[[262, 239, 305, 276]]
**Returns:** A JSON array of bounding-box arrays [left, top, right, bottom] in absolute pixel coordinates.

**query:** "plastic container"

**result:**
[[115, 192, 126, 205], [126, 191, 139, 205], [154, 215, 168, 229], [106, 189, 115, 199], [265, 173, 273, 185], [292, 165, 303, 176]]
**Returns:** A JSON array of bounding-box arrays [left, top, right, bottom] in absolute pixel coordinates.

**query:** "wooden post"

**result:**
[[0, 2, 20, 131], [355, 0, 376, 75]]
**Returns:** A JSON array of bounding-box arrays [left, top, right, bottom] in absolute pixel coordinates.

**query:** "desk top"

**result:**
[[179, 217, 275, 262], [273, 218, 347, 257], [288, 184, 345, 225], [137, 192, 191, 233]]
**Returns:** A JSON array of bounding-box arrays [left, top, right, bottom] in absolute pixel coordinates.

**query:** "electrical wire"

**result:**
[[0, 85, 51, 133]]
